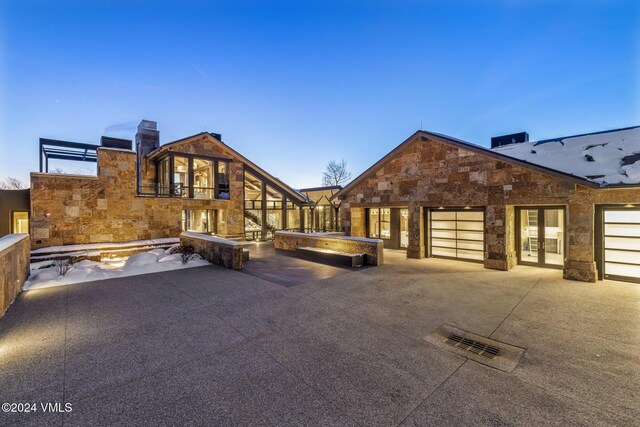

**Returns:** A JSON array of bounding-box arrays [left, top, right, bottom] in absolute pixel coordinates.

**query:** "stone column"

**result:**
[[483, 204, 513, 271], [225, 162, 245, 236], [349, 207, 366, 238], [406, 202, 425, 259], [563, 199, 597, 282]]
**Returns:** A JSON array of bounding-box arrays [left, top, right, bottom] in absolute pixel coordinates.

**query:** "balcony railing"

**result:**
[[139, 184, 228, 200]]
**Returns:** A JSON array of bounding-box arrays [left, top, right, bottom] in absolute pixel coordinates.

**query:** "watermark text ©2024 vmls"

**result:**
[[2, 402, 73, 413]]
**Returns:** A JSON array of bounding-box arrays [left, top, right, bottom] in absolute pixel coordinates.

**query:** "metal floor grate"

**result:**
[[446, 334, 501, 359]]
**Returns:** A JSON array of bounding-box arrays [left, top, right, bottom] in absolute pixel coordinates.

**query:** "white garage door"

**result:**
[[603, 209, 640, 282], [430, 210, 484, 262]]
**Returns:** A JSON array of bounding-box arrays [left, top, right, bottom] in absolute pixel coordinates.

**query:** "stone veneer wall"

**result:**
[[274, 231, 383, 266], [180, 231, 245, 270], [339, 135, 640, 282], [30, 144, 245, 249], [0, 234, 30, 318]]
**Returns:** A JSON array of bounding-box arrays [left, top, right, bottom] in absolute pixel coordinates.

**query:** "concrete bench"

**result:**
[[274, 231, 383, 266], [297, 246, 365, 268]]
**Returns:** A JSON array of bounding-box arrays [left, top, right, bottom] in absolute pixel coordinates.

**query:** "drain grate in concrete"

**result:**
[[425, 325, 525, 372], [446, 334, 501, 359]]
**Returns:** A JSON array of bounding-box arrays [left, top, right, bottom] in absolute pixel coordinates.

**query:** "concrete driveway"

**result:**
[[1, 246, 638, 426]]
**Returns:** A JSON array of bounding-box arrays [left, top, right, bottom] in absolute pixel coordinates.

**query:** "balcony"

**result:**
[[138, 184, 229, 200]]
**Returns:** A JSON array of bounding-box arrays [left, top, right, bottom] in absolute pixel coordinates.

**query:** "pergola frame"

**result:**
[[39, 138, 98, 173]]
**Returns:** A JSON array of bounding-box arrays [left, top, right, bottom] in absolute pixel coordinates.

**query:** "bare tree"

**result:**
[[49, 167, 65, 174], [0, 177, 27, 190], [321, 159, 352, 187]]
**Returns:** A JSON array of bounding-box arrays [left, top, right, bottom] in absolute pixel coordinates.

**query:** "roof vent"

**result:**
[[491, 132, 529, 149]]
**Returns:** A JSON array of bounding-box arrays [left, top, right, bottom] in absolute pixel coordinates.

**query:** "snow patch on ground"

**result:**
[[30, 238, 180, 255], [493, 126, 640, 185], [23, 250, 209, 291]]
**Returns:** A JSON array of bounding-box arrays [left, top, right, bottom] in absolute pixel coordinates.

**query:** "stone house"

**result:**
[[332, 128, 640, 283], [28, 120, 339, 250]]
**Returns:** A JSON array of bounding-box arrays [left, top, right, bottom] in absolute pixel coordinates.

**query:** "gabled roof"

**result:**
[[147, 132, 307, 203], [492, 125, 640, 186], [332, 130, 603, 201]]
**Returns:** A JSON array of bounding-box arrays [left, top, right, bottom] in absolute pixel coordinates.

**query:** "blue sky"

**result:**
[[1, 0, 638, 187]]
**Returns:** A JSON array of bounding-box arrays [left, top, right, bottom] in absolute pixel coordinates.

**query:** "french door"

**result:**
[[517, 207, 565, 268]]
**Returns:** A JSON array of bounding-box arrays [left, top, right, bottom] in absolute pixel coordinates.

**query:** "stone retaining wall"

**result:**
[[0, 234, 30, 318], [180, 232, 245, 270], [274, 231, 383, 266]]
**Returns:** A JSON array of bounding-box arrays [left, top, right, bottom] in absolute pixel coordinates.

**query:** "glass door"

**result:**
[[518, 207, 565, 268], [400, 209, 409, 248]]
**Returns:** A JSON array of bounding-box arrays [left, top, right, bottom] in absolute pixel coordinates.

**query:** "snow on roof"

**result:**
[[492, 126, 640, 186]]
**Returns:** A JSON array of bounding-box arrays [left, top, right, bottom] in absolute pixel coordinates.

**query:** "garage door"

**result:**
[[603, 209, 640, 283], [430, 209, 484, 262]]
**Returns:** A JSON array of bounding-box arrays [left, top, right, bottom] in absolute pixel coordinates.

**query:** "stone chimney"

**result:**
[[135, 120, 160, 192]]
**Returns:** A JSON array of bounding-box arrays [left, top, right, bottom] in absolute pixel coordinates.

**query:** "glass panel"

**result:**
[[605, 223, 640, 237], [432, 238, 456, 248], [158, 157, 170, 195], [604, 210, 640, 223], [12, 211, 29, 233], [431, 229, 456, 239], [457, 221, 484, 231], [380, 208, 391, 240], [431, 211, 455, 220], [544, 209, 564, 266], [457, 240, 484, 251], [457, 210, 484, 221], [369, 209, 380, 238], [173, 157, 189, 197], [457, 249, 484, 260], [266, 185, 282, 201], [605, 262, 640, 278], [287, 209, 301, 230], [244, 171, 262, 201], [520, 209, 539, 263], [432, 247, 456, 257], [303, 207, 312, 232], [193, 158, 214, 199], [457, 230, 483, 241], [245, 210, 262, 231], [605, 249, 640, 265], [266, 210, 282, 230], [182, 209, 216, 233], [431, 220, 456, 230], [605, 236, 640, 251], [217, 162, 230, 199], [400, 209, 409, 248]]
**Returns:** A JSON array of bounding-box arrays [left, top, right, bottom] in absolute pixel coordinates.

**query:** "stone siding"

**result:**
[[274, 231, 383, 266], [180, 231, 244, 270], [30, 137, 248, 249], [0, 234, 30, 318], [339, 134, 640, 282]]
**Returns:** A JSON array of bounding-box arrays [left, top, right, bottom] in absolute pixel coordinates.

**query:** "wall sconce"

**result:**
[[44, 212, 51, 218]]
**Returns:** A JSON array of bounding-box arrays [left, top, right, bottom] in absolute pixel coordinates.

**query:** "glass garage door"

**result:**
[[603, 209, 640, 283], [430, 210, 484, 262]]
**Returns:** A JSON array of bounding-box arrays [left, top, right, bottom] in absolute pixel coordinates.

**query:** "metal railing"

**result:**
[[138, 184, 226, 199]]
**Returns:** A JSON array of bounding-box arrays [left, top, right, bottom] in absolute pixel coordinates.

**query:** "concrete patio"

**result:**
[[1, 245, 639, 426]]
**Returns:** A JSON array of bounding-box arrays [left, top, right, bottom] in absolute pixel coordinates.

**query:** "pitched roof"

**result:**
[[332, 130, 604, 201], [492, 125, 640, 186], [147, 132, 307, 203]]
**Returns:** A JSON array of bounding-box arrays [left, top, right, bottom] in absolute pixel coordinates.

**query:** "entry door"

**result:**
[[518, 207, 564, 268], [602, 208, 640, 283], [367, 208, 408, 250]]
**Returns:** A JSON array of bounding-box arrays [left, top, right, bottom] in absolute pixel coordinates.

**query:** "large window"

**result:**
[[193, 158, 214, 199], [244, 169, 301, 240], [368, 208, 390, 239], [217, 162, 230, 199], [11, 211, 29, 234], [173, 157, 189, 197], [182, 209, 217, 233], [153, 154, 230, 199], [266, 185, 283, 231], [287, 201, 300, 231]]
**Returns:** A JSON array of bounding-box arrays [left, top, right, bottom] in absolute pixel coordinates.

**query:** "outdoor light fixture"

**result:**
[[624, 204, 635, 208], [44, 212, 50, 218], [464, 206, 471, 209]]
